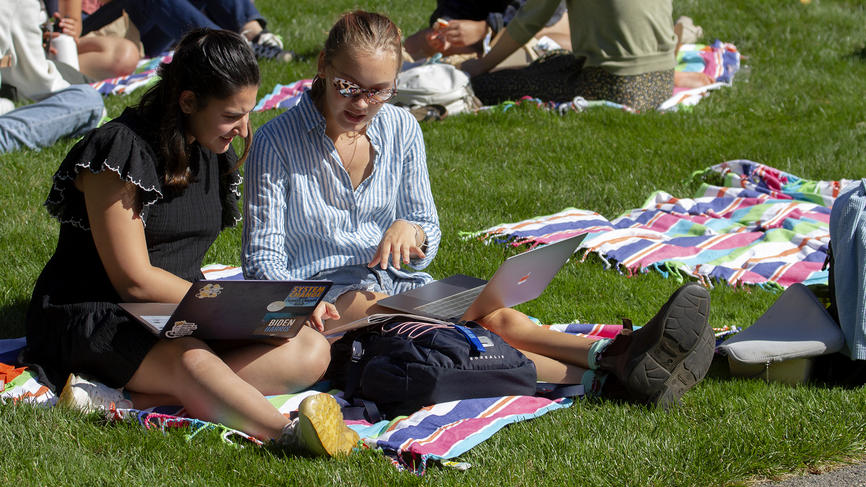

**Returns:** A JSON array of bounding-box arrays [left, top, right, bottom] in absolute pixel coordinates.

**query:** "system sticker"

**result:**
[[283, 285, 328, 307]]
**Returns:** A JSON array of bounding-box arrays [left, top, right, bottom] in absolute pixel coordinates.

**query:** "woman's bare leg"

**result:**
[[216, 326, 331, 395], [404, 28, 437, 60], [125, 337, 291, 440], [130, 328, 330, 407], [77, 36, 140, 80], [476, 307, 595, 369], [674, 71, 714, 89], [521, 350, 586, 383]]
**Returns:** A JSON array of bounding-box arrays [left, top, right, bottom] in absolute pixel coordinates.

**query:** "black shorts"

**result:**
[[429, 0, 511, 25], [24, 295, 159, 391]]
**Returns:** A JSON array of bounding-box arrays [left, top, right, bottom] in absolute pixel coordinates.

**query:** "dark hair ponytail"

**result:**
[[138, 28, 260, 189]]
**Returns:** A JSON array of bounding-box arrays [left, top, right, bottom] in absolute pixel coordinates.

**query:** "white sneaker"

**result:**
[[57, 373, 133, 413], [0, 97, 14, 116], [254, 31, 284, 50], [242, 29, 284, 50]]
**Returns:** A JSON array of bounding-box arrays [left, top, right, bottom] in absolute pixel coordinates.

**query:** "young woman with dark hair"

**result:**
[[24, 28, 357, 456]]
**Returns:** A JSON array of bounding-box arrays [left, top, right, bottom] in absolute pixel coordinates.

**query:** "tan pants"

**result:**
[[83, 11, 145, 58]]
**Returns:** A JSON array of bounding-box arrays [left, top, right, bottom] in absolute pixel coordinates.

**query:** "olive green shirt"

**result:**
[[506, 0, 677, 76]]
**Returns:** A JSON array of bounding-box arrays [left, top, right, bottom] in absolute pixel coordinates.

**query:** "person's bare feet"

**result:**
[[675, 71, 715, 89]]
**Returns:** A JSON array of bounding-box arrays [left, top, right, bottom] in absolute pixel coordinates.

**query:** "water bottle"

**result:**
[[50, 33, 79, 70]]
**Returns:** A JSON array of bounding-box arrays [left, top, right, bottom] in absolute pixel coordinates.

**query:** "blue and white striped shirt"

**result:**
[[242, 92, 441, 281]]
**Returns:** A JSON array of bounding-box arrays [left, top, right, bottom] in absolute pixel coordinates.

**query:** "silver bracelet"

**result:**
[[414, 224, 426, 248]]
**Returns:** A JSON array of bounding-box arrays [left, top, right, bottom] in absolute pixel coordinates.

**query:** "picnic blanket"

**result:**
[[658, 40, 742, 111], [1, 264, 600, 474], [487, 40, 742, 115], [253, 79, 313, 111], [252, 40, 740, 116], [89, 52, 172, 96], [0, 336, 574, 473], [0, 359, 571, 474], [463, 160, 853, 289]]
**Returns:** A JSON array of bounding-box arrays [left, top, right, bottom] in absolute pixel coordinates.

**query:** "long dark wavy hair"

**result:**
[[310, 11, 402, 106], [137, 28, 260, 189]]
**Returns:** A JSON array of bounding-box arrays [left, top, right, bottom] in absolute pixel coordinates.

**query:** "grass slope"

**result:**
[[2, 0, 865, 485]]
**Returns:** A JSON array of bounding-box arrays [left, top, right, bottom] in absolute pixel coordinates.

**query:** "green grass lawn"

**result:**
[[3, 0, 866, 485]]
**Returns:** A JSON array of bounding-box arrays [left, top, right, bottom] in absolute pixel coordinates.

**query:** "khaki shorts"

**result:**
[[83, 11, 145, 57]]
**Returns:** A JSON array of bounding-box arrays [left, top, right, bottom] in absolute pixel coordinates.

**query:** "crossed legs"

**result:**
[[125, 326, 330, 440]]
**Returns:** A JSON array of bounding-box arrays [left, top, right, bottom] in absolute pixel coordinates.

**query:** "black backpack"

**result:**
[[327, 319, 538, 419]]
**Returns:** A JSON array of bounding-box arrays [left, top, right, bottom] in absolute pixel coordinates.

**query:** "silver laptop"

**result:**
[[378, 234, 585, 321], [120, 279, 332, 340]]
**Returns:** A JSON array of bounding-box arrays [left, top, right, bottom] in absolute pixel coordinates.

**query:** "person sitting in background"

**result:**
[[44, 0, 141, 80], [404, 0, 570, 60], [0, 84, 103, 154], [22, 29, 355, 457], [461, 0, 678, 111], [83, 0, 292, 61], [0, 0, 103, 154], [0, 0, 85, 101]]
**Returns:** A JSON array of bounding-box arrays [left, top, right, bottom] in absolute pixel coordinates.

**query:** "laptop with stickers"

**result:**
[[120, 280, 333, 340]]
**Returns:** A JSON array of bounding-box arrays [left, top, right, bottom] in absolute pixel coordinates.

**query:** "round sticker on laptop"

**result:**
[[266, 301, 286, 312]]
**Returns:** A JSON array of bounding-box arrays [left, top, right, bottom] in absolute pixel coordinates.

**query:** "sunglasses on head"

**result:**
[[331, 77, 397, 104]]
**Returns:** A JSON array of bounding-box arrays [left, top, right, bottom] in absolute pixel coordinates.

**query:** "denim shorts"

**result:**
[[310, 264, 434, 303]]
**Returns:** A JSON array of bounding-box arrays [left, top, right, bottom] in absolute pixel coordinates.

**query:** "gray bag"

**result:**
[[390, 64, 481, 117]]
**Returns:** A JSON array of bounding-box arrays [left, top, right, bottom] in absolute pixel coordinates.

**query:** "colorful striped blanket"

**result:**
[[0, 340, 574, 473], [90, 52, 173, 96], [463, 161, 853, 289], [252, 41, 740, 115], [658, 40, 742, 111], [86, 39, 739, 115], [253, 79, 313, 111], [2, 264, 614, 474]]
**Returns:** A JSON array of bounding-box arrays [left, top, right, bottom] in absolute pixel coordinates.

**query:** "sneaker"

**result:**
[[242, 29, 294, 62], [248, 42, 295, 63], [57, 373, 133, 413], [0, 97, 14, 116], [597, 283, 714, 408], [252, 30, 284, 50], [275, 393, 359, 456]]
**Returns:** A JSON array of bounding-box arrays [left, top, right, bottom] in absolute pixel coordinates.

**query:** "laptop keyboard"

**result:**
[[415, 286, 485, 319]]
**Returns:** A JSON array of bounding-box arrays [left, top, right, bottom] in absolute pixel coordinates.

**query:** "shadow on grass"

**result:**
[[0, 300, 28, 339], [287, 48, 320, 63], [709, 350, 866, 390], [850, 45, 866, 61]]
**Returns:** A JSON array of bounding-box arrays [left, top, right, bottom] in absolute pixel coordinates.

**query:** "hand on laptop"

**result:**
[[307, 302, 340, 332], [368, 220, 426, 270]]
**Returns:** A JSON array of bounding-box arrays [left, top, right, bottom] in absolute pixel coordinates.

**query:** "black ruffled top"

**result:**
[[24, 107, 241, 388], [39, 107, 241, 296]]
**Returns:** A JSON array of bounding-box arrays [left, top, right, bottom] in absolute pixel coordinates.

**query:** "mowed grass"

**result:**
[[2, 0, 866, 485]]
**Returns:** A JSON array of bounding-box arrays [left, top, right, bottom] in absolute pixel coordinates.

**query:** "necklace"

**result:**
[[339, 130, 365, 173]]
